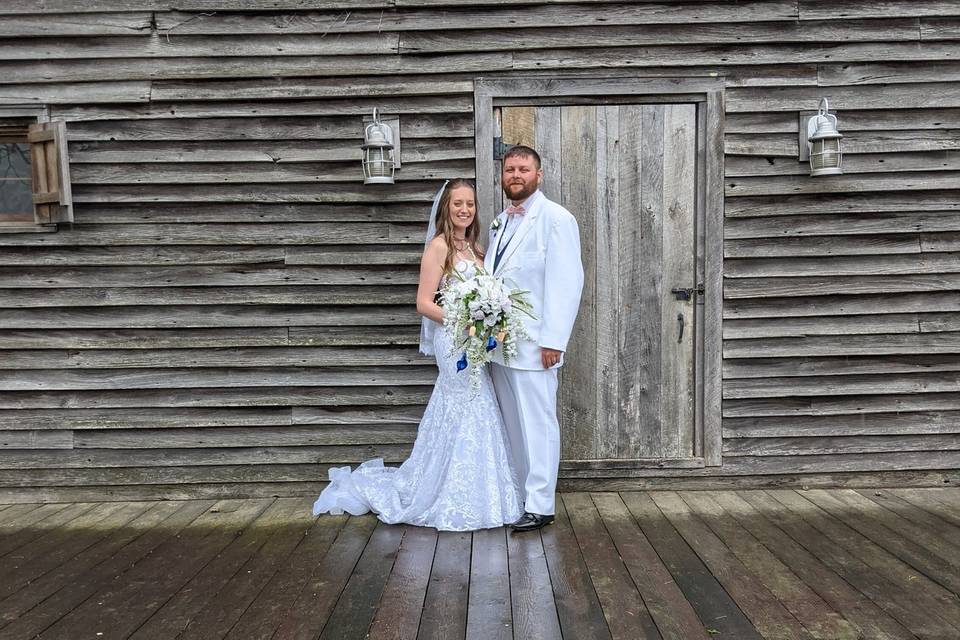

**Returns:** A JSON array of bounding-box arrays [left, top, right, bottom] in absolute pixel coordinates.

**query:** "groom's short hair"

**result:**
[[503, 145, 541, 170]]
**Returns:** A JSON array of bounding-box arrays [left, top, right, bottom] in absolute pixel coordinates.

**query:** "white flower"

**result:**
[[439, 264, 536, 395]]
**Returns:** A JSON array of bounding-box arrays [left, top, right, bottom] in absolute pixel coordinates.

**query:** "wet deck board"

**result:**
[[0, 488, 958, 640]]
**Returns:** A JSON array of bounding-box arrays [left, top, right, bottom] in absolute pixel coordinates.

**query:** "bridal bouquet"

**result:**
[[441, 266, 535, 393]]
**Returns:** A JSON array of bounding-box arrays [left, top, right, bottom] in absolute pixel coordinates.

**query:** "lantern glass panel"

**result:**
[[363, 146, 395, 184], [810, 138, 841, 171]]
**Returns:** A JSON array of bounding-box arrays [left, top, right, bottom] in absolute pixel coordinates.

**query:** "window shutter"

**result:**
[[27, 121, 73, 224]]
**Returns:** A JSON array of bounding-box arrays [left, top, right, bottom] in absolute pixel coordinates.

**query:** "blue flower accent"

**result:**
[[456, 353, 468, 371], [486, 336, 498, 352]]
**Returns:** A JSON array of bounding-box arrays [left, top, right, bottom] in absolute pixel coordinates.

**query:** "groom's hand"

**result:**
[[541, 347, 562, 368]]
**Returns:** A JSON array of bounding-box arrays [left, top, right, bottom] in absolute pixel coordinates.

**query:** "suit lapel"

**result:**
[[486, 212, 507, 272], [494, 194, 543, 275]]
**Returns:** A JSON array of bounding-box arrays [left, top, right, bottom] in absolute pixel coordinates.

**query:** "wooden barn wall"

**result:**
[[0, 1, 958, 500]]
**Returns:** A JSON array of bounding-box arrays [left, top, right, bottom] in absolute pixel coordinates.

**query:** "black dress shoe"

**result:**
[[509, 512, 555, 532]]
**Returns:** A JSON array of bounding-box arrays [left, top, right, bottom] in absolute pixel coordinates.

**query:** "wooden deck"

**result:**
[[0, 489, 958, 640]]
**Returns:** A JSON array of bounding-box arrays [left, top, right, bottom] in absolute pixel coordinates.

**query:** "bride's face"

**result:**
[[447, 186, 476, 234]]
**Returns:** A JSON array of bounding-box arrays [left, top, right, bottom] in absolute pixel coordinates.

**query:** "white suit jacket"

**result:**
[[485, 190, 584, 370]]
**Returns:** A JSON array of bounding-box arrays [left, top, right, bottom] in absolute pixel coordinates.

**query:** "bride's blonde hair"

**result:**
[[433, 178, 484, 274]]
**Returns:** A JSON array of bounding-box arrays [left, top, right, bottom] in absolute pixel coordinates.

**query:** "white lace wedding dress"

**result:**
[[312, 262, 523, 531]]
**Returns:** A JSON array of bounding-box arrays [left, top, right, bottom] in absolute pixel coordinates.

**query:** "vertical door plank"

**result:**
[[594, 105, 621, 460], [501, 105, 537, 220], [702, 89, 725, 466], [559, 105, 598, 460], [638, 104, 666, 458], [693, 103, 708, 459], [660, 103, 698, 458], [491, 107, 505, 221], [616, 104, 646, 460], [535, 106, 562, 203], [630, 105, 668, 458], [502, 106, 535, 148]]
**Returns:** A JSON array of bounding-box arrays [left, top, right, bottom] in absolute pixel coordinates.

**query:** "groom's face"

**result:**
[[502, 155, 542, 203]]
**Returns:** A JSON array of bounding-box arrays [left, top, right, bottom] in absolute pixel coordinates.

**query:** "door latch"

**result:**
[[671, 283, 704, 301]]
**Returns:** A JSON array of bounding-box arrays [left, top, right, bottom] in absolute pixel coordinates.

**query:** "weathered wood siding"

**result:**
[[0, 1, 958, 500]]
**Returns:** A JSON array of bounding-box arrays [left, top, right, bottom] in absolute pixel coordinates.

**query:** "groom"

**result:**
[[486, 145, 584, 532]]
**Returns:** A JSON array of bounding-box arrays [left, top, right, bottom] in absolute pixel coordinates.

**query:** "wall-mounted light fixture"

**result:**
[[799, 98, 843, 176], [362, 108, 397, 184]]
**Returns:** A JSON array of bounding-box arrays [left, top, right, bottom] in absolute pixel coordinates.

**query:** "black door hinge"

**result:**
[[494, 136, 514, 161]]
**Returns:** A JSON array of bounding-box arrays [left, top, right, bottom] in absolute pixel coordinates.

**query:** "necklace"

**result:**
[[454, 239, 478, 262], [452, 236, 468, 251]]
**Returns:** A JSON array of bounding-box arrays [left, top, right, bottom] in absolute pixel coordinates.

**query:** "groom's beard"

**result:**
[[503, 181, 537, 203]]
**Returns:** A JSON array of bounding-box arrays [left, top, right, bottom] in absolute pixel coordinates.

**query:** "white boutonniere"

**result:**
[[490, 218, 502, 232]]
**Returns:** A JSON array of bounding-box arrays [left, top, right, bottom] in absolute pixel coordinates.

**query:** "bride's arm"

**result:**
[[416, 238, 446, 324]]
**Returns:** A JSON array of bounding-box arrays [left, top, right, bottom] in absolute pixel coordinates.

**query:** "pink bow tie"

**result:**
[[506, 205, 525, 216]]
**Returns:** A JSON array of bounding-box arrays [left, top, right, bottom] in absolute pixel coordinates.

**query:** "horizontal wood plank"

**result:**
[[402, 19, 920, 52], [724, 333, 960, 358], [154, 3, 799, 35], [0, 33, 398, 60], [724, 411, 960, 437], [0, 53, 510, 84]]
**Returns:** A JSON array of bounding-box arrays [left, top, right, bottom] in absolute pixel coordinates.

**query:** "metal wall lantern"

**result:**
[[362, 108, 396, 184], [800, 98, 843, 176]]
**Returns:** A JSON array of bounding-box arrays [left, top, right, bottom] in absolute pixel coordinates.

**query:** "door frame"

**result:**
[[473, 75, 724, 467]]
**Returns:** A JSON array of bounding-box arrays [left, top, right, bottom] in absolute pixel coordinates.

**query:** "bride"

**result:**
[[312, 178, 523, 531]]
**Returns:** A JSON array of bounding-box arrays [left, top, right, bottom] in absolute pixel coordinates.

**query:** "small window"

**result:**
[[0, 122, 34, 225], [0, 114, 72, 232]]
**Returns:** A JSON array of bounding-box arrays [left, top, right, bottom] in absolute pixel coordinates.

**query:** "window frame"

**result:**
[[0, 105, 72, 233]]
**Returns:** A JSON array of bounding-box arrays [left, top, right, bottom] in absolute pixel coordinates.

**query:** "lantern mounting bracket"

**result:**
[[797, 110, 817, 162]]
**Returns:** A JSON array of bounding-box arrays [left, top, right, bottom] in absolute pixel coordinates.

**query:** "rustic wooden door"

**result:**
[[498, 103, 705, 468]]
